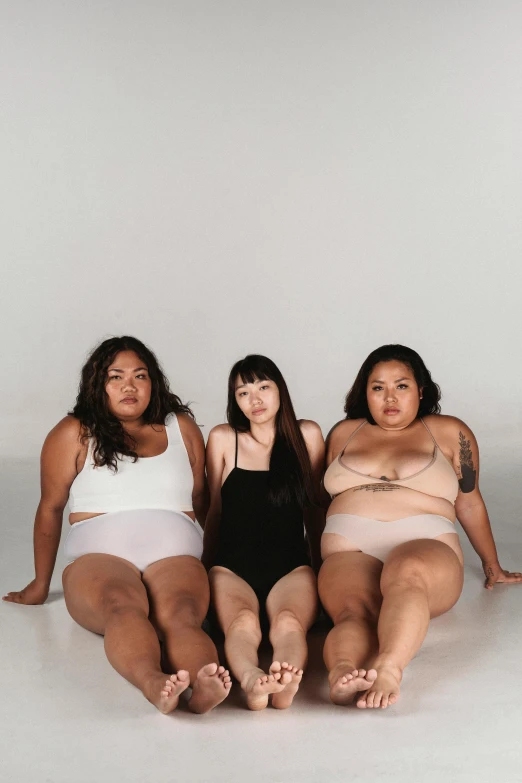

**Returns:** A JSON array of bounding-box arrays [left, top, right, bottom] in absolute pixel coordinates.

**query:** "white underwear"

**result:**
[[64, 509, 203, 572], [323, 513, 457, 563]]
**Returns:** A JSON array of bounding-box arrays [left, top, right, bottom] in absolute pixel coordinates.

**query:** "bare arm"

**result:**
[[3, 417, 82, 605], [178, 414, 209, 527], [301, 421, 326, 573], [201, 426, 229, 570], [450, 419, 522, 590]]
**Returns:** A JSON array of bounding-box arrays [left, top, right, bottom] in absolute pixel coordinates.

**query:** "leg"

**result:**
[[62, 554, 189, 714], [318, 552, 383, 705], [143, 556, 231, 714], [209, 566, 287, 710], [358, 539, 464, 710], [265, 565, 318, 709]]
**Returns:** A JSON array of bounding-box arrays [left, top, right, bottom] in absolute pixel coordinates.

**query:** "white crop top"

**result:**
[[68, 414, 194, 513]]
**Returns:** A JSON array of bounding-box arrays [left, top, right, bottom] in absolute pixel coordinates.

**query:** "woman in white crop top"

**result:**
[[3, 336, 231, 715]]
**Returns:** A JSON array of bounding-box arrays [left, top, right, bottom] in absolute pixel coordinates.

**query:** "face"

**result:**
[[105, 350, 152, 421], [234, 375, 280, 426], [366, 360, 422, 430]]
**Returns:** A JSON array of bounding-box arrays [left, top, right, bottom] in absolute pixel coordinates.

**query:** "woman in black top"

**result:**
[[203, 355, 325, 710]]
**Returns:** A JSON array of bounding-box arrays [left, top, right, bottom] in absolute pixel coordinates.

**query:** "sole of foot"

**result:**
[[330, 668, 377, 706], [241, 668, 288, 711], [269, 661, 303, 710], [188, 663, 232, 714], [154, 670, 191, 714], [356, 666, 401, 709]]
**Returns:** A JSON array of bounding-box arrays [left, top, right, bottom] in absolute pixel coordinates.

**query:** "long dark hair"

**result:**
[[344, 344, 441, 423], [227, 355, 316, 508], [70, 336, 193, 470]]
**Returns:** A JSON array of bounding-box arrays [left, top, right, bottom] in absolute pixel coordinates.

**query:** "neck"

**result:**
[[249, 419, 276, 447], [121, 418, 146, 435]]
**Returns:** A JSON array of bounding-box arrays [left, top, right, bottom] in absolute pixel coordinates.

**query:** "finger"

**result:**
[[485, 576, 495, 590]]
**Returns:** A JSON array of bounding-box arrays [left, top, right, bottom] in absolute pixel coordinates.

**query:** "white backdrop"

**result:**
[[2, 1, 522, 470]]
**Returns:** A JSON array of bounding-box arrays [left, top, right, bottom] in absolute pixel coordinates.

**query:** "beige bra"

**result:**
[[323, 419, 459, 505]]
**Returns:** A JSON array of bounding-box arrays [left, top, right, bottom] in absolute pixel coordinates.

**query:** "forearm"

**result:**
[[192, 488, 209, 528], [33, 507, 64, 591], [458, 503, 499, 565]]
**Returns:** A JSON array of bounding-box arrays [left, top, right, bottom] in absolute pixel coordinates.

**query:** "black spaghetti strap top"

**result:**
[[213, 431, 310, 596]]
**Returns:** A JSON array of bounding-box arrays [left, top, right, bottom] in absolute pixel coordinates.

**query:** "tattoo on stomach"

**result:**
[[353, 484, 402, 493]]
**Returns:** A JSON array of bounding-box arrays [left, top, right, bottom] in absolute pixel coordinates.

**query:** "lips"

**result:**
[[121, 397, 138, 404], [252, 408, 266, 415], [384, 408, 399, 414]]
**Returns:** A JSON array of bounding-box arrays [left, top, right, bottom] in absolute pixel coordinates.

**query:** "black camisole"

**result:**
[[213, 431, 310, 601]]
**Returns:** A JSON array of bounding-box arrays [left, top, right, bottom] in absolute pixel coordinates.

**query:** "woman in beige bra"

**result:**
[[319, 344, 522, 710]]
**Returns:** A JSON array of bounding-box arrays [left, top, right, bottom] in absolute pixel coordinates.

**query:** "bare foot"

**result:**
[[188, 663, 232, 714], [269, 661, 303, 710], [356, 665, 401, 709], [146, 670, 190, 714], [329, 667, 377, 706], [241, 667, 288, 711]]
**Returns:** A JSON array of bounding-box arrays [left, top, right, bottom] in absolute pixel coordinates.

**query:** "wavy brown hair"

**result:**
[[70, 336, 193, 470], [227, 354, 317, 508]]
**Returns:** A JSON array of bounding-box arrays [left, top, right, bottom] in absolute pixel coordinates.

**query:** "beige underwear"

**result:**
[[323, 513, 457, 563]]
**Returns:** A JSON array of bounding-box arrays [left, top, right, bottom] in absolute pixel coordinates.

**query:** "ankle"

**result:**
[[371, 655, 403, 678]]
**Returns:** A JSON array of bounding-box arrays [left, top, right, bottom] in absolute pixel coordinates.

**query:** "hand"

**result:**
[[2, 579, 49, 605], [483, 562, 522, 590]]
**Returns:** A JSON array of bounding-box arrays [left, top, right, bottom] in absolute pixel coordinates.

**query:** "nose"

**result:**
[[385, 390, 397, 402], [122, 378, 137, 391]]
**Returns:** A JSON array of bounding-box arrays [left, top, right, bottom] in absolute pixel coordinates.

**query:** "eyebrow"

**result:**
[[108, 367, 148, 373], [371, 377, 411, 383], [235, 379, 269, 390]]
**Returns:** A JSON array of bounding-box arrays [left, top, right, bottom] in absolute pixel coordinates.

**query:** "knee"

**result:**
[[101, 584, 148, 620], [158, 593, 204, 630], [381, 553, 429, 593], [227, 608, 262, 643], [269, 609, 303, 638], [333, 595, 380, 625]]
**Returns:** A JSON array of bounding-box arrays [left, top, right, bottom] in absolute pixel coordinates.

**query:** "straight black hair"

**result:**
[[227, 355, 316, 507]]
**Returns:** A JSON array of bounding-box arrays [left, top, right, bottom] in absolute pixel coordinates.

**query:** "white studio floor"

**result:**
[[1, 458, 521, 783]]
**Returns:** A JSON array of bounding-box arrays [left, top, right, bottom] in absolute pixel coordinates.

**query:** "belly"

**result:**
[[327, 484, 456, 523]]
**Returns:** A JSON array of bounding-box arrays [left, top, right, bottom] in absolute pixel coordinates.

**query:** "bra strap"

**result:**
[[420, 418, 439, 449], [339, 420, 367, 458], [234, 430, 239, 468]]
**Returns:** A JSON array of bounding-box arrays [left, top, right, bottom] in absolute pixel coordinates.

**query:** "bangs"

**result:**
[[235, 360, 272, 387]]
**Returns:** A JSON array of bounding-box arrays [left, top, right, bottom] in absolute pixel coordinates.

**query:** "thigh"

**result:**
[[318, 552, 383, 624], [209, 566, 260, 634], [381, 539, 464, 617], [143, 555, 210, 628], [266, 566, 318, 631], [62, 553, 148, 635]]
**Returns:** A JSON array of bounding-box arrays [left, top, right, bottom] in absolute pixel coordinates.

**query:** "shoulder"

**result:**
[[207, 423, 235, 449], [44, 415, 84, 449], [175, 412, 204, 443], [326, 418, 365, 459], [424, 414, 476, 440], [299, 419, 324, 442]]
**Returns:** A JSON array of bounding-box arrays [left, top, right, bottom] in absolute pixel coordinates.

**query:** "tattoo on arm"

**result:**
[[458, 432, 476, 493]]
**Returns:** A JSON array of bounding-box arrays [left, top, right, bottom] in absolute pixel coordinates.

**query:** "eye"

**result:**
[[397, 384, 408, 390], [136, 374, 148, 380], [237, 391, 247, 397], [260, 384, 270, 391], [371, 385, 383, 392], [108, 375, 121, 381]]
